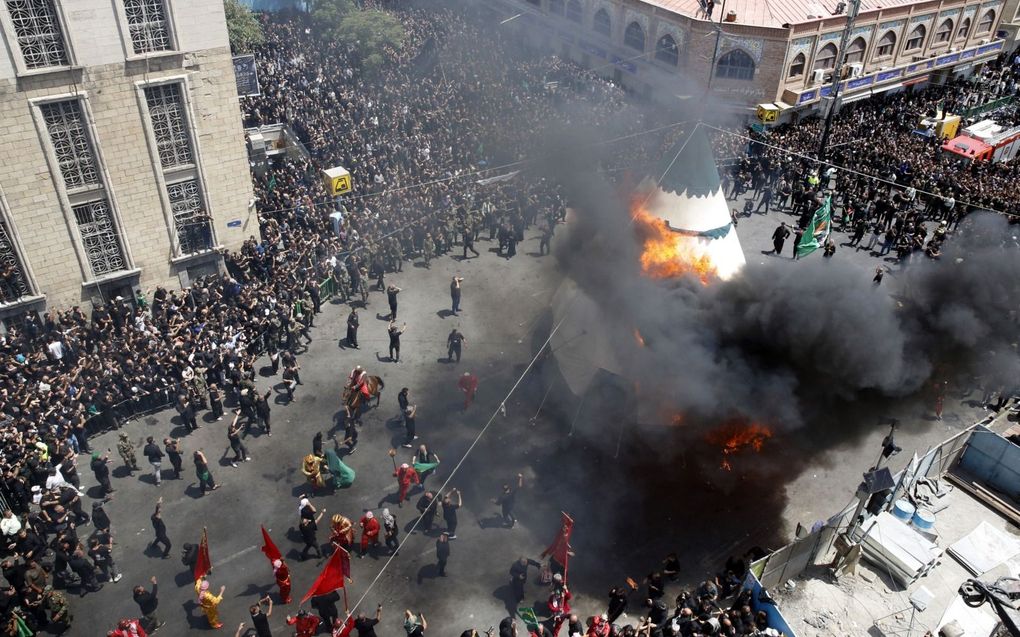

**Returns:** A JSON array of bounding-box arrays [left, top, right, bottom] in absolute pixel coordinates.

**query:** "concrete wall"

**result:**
[[0, 0, 253, 311]]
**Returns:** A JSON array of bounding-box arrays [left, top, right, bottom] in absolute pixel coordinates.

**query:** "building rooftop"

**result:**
[[643, 0, 921, 30]]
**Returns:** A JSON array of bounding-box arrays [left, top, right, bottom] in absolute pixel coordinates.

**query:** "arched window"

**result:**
[[875, 31, 896, 57], [624, 21, 645, 50], [593, 8, 611, 36], [655, 34, 679, 66], [956, 18, 971, 40], [978, 10, 995, 33], [905, 24, 926, 51], [566, 0, 582, 23], [715, 49, 755, 80], [844, 37, 866, 63], [788, 52, 806, 78], [814, 43, 837, 70], [549, 0, 564, 16], [935, 19, 953, 44]]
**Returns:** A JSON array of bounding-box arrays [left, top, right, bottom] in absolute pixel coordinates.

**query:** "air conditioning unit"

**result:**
[[813, 69, 827, 84], [848, 63, 864, 78]]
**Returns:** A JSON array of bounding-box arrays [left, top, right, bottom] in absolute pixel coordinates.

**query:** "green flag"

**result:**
[[267, 173, 276, 193], [796, 196, 832, 258], [518, 607, 539, 627]]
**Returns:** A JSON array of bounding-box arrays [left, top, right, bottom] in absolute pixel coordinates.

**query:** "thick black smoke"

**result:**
[[545, 133, 1020, 431]]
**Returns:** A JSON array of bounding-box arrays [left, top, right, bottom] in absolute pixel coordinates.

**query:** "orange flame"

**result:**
[[631, 199, 717, 284], [633, 328, 646, 348], [706, 421, 774, 471]]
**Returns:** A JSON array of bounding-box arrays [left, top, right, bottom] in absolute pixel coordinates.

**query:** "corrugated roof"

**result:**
[[642, 0, 923, 29]]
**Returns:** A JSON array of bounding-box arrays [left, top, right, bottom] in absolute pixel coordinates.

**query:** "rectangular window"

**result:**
[[123, 0, 171, 54], [144, 83, 193, 169], [40, 100, 100, 190], [72, 200, 127, 277], [167, 180, 212, 255], [5, 0, 68, 69], [0, 217, 32, 303]]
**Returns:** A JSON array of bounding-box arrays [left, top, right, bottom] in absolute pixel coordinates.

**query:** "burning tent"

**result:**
[[631, 127, 746, 281], [549, 126, 746, 422]]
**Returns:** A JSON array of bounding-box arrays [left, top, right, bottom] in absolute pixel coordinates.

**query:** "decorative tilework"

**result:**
[[963, 5, 977, 20], [789, 36, 815, 60], [719, 34, 763, 63], [624, 8, 650, 33], [851, 24, 875, 43], [820, 30, 842, 42], [880, 19, 905, 30], [910, 13, 936, 27], [654, 20, 686, 51], [939, 7, 961, 19]]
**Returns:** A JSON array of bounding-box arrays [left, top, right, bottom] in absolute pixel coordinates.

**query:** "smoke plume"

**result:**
[[546, 133, 1020, 431]]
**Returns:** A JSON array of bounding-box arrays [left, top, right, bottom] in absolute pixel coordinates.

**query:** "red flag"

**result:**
[[338, 546, 352, 582], [300, 548, 347, 604], [193, 528, 212, 582], [540, 512, 574, 574], [261, 526, 282, 564]]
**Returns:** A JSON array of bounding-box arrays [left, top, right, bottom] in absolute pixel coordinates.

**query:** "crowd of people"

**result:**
[[0, 0, 1017, 634], [720, 53, 1020, 264]]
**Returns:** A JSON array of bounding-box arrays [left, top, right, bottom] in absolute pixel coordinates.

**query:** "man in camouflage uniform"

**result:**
[[423, 233, 435, 268], [45, 586, 72, 632], [117, 433, 138, 472]]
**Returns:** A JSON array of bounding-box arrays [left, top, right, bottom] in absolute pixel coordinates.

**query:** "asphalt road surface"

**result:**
[[65, 191, 988, 636]]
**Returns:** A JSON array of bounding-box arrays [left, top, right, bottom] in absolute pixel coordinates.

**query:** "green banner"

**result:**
[[518, 607, 539, 627]]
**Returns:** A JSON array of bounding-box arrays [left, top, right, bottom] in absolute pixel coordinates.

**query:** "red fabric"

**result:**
[[332, 616, 356, 637], [339, 546, 351, 580], [287, 614, 321, 637], [540, 513, 574, 578], [193, 529, 212, 582], [301, 549, 346, 604], [117, 619, 148, 637], [261, 526, 283, 563], [274, 562, 292, 603], [359, 516, 380, 551], [394, 466, 420, 503]]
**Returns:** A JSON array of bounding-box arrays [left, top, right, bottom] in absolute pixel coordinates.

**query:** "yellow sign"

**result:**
[[330, 174, 351, 195], [322, 166, 352, 195], [756, 104, 779, 124]]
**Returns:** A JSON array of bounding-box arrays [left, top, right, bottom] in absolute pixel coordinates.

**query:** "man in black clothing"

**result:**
[[90, 451, 113, 495], [143, 437, 164, 486], [436, 532, 450, 576], [163, 438, 183, 479], [388, 321, 406, 363], [249, 597, 273, 637], [415, 491, 436, 533], [299, 509, 324, 560], [447, 328, 465, 363], [150, 498, 171, 558], [310, 590, 341, 629], [607, 586, 628, 624], [386, 285, 401, 320], [133, 576, 164, 631], [508, 557, 541, 606], [68, 547, 101, 597], [770, 223, 790, 255], [496, 474, 523, 528], [354, 603, 382, 637]]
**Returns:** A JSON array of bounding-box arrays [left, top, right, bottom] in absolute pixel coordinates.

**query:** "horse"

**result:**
[[343, 375, 385, 421]]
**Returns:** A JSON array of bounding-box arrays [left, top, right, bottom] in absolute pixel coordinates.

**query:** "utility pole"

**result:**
[[818, 0, 862, 161], [704, 0, 729, 95]]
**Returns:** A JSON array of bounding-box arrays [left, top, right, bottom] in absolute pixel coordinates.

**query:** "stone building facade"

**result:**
[[487, 0, 1006, 117], [0, 0, 253, 319]]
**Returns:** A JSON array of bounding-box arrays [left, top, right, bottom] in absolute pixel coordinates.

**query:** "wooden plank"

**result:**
[[945, 471, 1020, 526]]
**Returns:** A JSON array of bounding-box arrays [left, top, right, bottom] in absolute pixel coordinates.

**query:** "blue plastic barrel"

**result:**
[[912, 508, 935, 530], [892, 499, 915, 522]]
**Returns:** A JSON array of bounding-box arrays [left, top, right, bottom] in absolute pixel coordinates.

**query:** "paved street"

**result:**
[[67, 191, 988, 635]]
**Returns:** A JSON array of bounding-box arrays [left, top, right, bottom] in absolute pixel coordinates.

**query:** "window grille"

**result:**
[[5, 0, 68, 68]]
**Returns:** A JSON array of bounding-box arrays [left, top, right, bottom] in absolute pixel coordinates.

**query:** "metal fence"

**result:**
[[960, 95, 1016, 119], [749, 420, 985, 590]]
